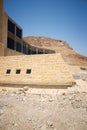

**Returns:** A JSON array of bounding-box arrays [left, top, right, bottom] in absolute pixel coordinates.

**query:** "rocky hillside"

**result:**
[[23, 36, 87, 66]]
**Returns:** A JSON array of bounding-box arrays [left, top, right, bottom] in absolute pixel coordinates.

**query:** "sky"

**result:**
[[4, 0, 87, 56]]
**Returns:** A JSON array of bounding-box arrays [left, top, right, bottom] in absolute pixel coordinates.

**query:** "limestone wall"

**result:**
[[3, 12, 8, 48], [4, 48, 23, 56], [0, 43, 4, 56], [0, 53, 75, 86]]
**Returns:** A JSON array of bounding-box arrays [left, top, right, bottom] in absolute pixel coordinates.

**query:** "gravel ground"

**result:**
[[0, 78, 87, 130]]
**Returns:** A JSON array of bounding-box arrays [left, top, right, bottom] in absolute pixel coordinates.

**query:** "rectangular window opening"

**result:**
[[26, 69, 31, 74], [8, 19, 15, 34], [16, 27, 22, 39], [6, 69, 11, 74], [7, 37, 15, 50], [16, 69, 21, 74]]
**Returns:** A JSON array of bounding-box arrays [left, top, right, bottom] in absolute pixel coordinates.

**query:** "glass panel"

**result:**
[[7, 37, 15, 50], [16, 27, 22, 38], [16, 42, 21, 52], [8, 19, 15, 34]]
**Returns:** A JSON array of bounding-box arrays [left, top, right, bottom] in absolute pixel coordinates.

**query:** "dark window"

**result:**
[[23, 44, 27, 54], [28, 48, 32, 54], [38, 49, 43, 54], [31, 50, 36, 54], [38, 51, 43, 54], [45, 50, 49, 54], [8, 19, 15, 34], [7, 37, 15, 50], [16, 27, 22, 38], [16, 42, 21, 52], [16, 69, 21, 74], [26, 69, 31, 74], [6, 69, 11, 74]]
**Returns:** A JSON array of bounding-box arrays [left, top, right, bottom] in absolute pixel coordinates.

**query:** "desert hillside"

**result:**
[[24, 36, 87, 66]]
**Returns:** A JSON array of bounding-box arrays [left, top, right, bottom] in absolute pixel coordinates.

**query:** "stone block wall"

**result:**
[[0, 43, 4, 56], [4, 48, 23, 56], [0, 53, 75, 86]]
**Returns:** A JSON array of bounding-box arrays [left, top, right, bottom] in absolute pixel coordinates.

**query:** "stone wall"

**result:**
[[0, 43, 4, 56], [3, 12, 8, 48], [4, 48, 23, 56], [0, 53, 75, 87]]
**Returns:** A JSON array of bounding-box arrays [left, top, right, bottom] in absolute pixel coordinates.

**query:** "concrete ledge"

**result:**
[[0, 82, 75, 89]]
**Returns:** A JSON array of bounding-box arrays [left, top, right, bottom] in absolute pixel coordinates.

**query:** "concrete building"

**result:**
[[0, 0, 75, 87], [0, 0, 55, 56]]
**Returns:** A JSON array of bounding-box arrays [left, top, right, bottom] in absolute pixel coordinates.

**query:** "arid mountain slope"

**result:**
[[24, 36, 87, 66]]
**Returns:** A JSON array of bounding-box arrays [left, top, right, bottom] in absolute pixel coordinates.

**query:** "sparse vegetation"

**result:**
[[80, 66, 87, 71]]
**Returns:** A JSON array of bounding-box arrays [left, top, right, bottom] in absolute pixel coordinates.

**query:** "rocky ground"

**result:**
[[0, 70, 87, 130]]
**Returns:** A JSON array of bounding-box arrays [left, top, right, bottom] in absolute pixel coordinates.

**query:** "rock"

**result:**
[[27, 118, 32, 122], [23, 86, 29, 91], [73, 74, 80, 79], [17, 89, 26, 95], [38, 124, 42, 128], [46, 121, 54, 128], [16, 91, 22, 95], [22, 97, 26, 101], [0, 109, 4, 115], [18, 88, 24, 92], [69, 96, 73, 101], [49, 98, 54, 102], [18, 97, 26, 102], [12, 91, 17, 94], [2, 89, 7, 92], [38, 107, 41, 110], [62, 92, 66, 95], [33, 127, 36, 130], [41, 125, 48, 130], [4, 103, 8, 106]]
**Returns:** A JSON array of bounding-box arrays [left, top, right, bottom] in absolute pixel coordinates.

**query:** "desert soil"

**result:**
[[0, 70, 87, 130]]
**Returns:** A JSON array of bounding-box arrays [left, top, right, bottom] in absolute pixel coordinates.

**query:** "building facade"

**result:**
[[0, 0, 75, 87], [0, 0, 55, 56]]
